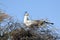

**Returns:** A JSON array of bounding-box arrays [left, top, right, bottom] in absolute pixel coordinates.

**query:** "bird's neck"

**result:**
[[24, 16, 29, 23]]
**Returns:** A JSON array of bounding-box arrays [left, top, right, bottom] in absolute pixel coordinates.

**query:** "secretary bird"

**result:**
[[23, 12, 54, 28]]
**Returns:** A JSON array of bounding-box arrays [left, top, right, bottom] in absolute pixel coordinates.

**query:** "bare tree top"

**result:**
[[0, 10, 10, 22]]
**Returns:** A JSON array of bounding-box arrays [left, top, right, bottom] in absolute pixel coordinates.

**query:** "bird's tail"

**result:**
[[43, 21, 54, 25]]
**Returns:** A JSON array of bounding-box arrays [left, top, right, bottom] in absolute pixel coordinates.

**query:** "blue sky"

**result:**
[[0, 0, 60, 32]]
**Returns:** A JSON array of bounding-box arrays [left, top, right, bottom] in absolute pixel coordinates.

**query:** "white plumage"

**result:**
[[24, 13, 33, 26]]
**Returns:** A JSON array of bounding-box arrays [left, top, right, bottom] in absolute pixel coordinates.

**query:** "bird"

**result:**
[[23, 12, 54, 28]]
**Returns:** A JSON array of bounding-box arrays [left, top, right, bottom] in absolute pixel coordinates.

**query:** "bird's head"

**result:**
[[24, 11, 29, 16]]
